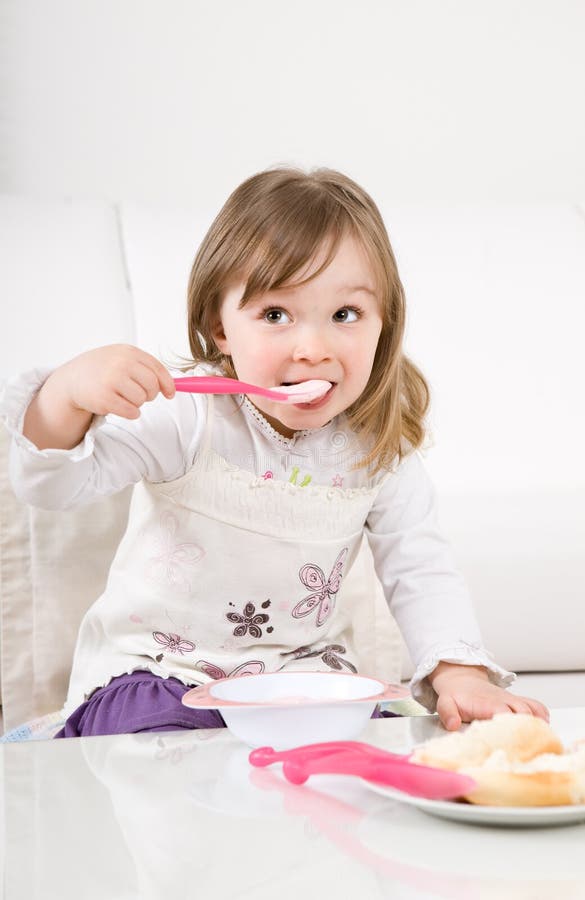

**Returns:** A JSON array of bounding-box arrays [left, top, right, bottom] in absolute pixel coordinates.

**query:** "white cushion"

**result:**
[[0, 424, 133, 730], [382, 205, 585, 676], [432, 490, 585, 674], [118, 203, 216, 361], [0, 197, 136, 728], [386, 205, 585, 494], [0, 196, 135, 377]]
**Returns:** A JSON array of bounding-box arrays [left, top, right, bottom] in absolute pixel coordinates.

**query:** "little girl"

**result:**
[[4, 166, 547, 737]]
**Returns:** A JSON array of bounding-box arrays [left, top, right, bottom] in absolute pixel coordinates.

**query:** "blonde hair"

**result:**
[[186, 166, 429, 473]]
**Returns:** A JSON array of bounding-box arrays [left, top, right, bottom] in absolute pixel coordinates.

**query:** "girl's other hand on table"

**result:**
[[429, 662, 550, 732]]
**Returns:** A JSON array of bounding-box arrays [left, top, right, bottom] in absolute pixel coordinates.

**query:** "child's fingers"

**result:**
[[132, 363, 166, 402], [503, 696, 542, 718], [481, 692, 549, 722], [117, 375, 150, 408], [436, 694, 462, 731], [519, 697, 550, 722], [159, 368, 176, 399], [108, 393, 141, 420], [139, 353, 176, 399], [118, 362, 174, 409]]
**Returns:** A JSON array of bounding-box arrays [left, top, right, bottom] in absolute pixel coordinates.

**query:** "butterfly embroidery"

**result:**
[[146, 511, 205, 594], [291, 643, 357, 673], [152, 631, 196, 655], [195, 660, 265, 679], [291, 547, 348, 627]]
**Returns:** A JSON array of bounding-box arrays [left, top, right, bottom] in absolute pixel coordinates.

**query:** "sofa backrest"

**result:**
[[2, 195, 584, 728], [0, 197, 136, 728], [118, 200, 585, 674]]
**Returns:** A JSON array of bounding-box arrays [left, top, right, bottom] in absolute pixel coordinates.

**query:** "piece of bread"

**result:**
[[411, 714, 585, 806]]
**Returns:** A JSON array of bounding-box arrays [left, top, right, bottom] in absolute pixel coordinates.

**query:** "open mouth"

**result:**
[[280, 381, 337, 387]]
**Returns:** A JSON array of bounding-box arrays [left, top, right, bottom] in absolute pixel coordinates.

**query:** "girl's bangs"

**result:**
[[238, 202, 350, 305]]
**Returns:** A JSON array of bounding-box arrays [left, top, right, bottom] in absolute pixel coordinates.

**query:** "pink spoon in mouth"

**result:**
[[173, 376, 332, 404]]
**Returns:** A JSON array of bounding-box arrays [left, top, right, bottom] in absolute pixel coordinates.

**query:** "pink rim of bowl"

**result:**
[[182, 671, 410, 710]]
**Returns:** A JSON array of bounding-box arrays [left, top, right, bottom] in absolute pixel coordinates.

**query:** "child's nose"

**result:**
[[291, 327, 334, 363]]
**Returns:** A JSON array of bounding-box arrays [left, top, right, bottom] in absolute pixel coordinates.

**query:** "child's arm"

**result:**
[[23, 344, 176, 450], [428, 662, 549, 731], [366, 450, 549, 729], [3, 344, 206, 510]]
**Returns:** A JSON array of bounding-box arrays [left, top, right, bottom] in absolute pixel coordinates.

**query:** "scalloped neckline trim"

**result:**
[[241, 396, 329, 448]]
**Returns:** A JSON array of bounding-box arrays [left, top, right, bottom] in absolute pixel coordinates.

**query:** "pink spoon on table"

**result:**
[[250, 741, 393, 767], [249, 741, 476, 801], [173, 376, 332, 404]]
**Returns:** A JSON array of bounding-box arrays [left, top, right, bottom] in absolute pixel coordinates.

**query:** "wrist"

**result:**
[[429, 661, 490, 690], [23, 369, 93, 451]]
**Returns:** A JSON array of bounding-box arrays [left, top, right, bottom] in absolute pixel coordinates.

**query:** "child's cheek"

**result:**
[[250, 347, 283, 384]]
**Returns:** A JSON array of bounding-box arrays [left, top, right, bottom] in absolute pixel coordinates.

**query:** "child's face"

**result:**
[[213, 234, 384, 437]]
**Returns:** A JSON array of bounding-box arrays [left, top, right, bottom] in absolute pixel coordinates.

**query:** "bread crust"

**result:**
[[411, 714, 584, 807], [458, 768, 577, 807]]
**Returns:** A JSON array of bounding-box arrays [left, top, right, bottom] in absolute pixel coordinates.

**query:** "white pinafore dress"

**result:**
[[64, 397, 389, 712]]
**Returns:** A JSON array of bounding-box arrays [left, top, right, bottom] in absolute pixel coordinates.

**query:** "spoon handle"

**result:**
[[173, 376, 287, 401]]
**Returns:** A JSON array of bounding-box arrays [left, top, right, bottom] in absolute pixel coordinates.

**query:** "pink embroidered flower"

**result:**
[[262, 470, 274, 480], [291, 547, 348, 626], [331, 474, 344, 488]]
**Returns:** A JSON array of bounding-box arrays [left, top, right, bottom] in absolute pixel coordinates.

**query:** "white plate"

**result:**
[[365, 783, 585, 828]]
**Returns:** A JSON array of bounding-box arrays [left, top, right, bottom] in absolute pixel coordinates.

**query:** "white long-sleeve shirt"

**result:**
[[1, 367, 513, 711]]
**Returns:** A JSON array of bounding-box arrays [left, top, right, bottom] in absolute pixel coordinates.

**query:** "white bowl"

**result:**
[[182, 671, 408, 749]]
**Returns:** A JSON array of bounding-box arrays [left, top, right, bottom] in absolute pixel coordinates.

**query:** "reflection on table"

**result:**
[[3, 709, 585, 900]]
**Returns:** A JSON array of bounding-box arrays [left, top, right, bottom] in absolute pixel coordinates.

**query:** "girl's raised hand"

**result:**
[[24, 344, 176, 452], [60, 344, 176, 420]]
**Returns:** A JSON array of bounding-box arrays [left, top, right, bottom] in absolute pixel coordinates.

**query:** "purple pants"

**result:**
[[54, 669, 398, 738], [54, 670, 226, 738]]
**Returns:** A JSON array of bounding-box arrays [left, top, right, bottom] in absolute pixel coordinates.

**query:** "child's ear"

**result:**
[[211, 319, 230, 355]]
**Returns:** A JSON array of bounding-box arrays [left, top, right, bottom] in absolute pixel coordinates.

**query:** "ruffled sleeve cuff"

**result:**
[[410, 640, 516, 712], [0, 367, 104, 461]]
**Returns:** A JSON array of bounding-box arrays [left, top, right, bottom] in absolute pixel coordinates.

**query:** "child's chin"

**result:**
[[284, 410, 330, 432], [265, 402, 334, 437]]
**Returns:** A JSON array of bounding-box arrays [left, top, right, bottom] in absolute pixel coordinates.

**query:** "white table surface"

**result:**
[[2, 708, 585, 900]]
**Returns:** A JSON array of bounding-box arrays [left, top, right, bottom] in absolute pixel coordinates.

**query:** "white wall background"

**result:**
[[2, 0, 585, 206]]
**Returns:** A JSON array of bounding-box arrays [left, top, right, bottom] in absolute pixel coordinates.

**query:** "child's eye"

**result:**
[[261, 307, 291, 324], [333, 307, 361, 323]]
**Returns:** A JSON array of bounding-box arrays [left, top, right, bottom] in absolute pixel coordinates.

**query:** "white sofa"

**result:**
[[1, 195, 584, 734]]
